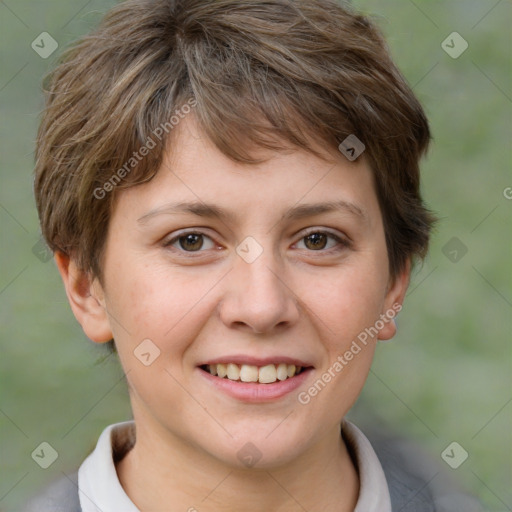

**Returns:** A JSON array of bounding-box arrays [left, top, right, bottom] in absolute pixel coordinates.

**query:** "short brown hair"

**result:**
[[34, 0, 435, 282]]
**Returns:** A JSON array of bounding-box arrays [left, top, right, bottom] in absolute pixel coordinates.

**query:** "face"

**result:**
[[79, 117, 408, 469]]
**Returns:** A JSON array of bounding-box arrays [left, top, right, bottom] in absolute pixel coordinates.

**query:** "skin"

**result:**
[[56, 116, 409, 512]]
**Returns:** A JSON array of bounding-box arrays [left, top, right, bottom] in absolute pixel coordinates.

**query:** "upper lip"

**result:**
[[199, 355, 314, 368]]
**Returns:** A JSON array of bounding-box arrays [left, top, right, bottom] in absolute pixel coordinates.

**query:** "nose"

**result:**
[[218, 251, 300, 334]]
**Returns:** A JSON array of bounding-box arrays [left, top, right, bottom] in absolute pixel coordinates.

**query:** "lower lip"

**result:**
[[198, 367, 313, 402]]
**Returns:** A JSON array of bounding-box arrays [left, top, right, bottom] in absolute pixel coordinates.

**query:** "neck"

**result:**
[[117, 419, 359, 512]]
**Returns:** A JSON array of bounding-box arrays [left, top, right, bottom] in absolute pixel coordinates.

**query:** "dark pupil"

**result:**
[[179, 234, 203, 251], [304, 233, 327, 250]]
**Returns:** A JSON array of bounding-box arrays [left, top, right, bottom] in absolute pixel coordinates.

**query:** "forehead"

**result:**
[[114, 116, 380, 228]]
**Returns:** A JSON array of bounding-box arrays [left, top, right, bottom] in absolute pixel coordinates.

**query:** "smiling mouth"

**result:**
[[200, 363, 308, 384]]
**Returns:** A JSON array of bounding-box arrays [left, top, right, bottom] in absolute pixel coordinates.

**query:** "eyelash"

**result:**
[[163, 229, 351, 255]]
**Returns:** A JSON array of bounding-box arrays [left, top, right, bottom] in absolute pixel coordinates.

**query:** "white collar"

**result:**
[[78, 420, 391, 512], [342, 420, 392, 512], [78, 421, 139, 512]]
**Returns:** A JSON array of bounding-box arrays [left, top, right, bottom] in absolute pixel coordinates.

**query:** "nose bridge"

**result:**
[[242, 251, 284, 300], [219, 242, 299, 333]]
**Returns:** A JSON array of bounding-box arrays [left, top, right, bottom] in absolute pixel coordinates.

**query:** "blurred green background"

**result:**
[[0, 1, 510, 510]]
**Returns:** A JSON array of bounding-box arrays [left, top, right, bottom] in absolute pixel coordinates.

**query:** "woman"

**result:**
[[28, 0, 481, 510]]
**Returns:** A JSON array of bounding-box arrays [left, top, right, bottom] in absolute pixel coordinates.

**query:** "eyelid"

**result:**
[[299, 227, 349, 239]]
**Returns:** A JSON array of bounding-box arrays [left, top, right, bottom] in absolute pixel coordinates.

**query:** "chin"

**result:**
[[203, 422, 311, 471]]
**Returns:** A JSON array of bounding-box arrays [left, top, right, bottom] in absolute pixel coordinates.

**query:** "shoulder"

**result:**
[[366, 430, 484, 512], [22, 471, 81, 512], [23, 421, 136, 512]]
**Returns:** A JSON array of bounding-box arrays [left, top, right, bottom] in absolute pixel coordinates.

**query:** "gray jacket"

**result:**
[[23, 432, 483, 511]]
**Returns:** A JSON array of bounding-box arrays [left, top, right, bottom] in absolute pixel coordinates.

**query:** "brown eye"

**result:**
[[304, 233, 328, 250], [295, 230, 349, 252], [165, 232, 216, 252], [178, 233, 204, 251]]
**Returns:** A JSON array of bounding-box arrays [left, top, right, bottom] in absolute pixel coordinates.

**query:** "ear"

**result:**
[[377, 259, 411, 341], [54, 251, 113, 343]]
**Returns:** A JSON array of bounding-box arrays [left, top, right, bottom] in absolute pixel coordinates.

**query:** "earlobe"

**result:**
[[377, 260, 411, 341], [54, 251, 113, 343]]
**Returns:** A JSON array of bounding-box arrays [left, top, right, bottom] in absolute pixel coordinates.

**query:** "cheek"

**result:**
[[292, 264, 386, 408], [297, 265, 388, 347], [295, 272, 381, 424], [106, 262, 220, 361]]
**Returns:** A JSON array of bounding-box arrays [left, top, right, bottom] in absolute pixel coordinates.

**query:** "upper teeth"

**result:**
[[206, 363, 302, 384]]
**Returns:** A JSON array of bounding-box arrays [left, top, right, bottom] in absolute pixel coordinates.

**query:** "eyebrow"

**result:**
[[137, 199, 368, 225]]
